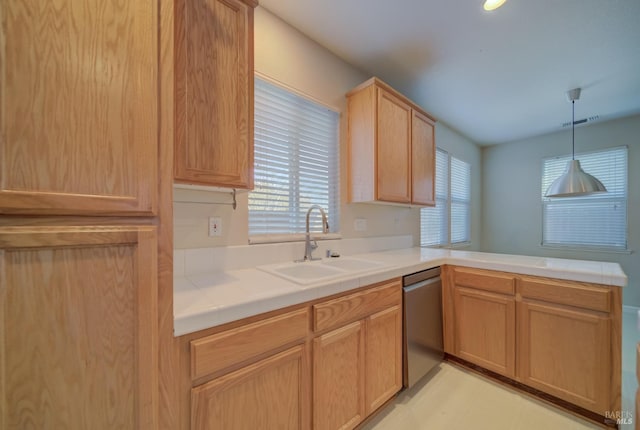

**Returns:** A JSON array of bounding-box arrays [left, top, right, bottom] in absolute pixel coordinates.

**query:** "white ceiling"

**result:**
[[259, 0, 640, 145]]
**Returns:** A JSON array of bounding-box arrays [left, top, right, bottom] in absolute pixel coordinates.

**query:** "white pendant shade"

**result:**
[[544, 159, 607, 197], [544, 88, 607, 198]]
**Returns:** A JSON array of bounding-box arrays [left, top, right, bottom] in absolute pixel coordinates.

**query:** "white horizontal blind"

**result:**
[[421, 149, 449, 246], [450, 156, 471, 244], [249, 77, 340, 236], [421, 150, 471, 247], [541, 146, 627, 249]]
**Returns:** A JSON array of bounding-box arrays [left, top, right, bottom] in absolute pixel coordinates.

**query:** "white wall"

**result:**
[[481, 114, 640, 306], [174, 7, 482, 250]]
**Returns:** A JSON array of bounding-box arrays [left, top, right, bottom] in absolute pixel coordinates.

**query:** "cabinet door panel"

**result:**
[[365, 306, 402, 414], [0, 1, 158, 215], [518, 300, 610, 414], [313, 321, 365, 430], [376, 89, 411, 203], [0, 226, 158, 430], [175, 0, 253, 188], [453, 286, 515, 377], [191, 345, 308, 430], [411, 110, 435, 206]]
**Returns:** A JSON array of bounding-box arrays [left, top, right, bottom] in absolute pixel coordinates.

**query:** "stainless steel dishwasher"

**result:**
[[403, 266, 444, 388]]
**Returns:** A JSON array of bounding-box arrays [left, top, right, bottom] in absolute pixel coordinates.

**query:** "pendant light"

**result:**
[[544, 88, 607, 197]]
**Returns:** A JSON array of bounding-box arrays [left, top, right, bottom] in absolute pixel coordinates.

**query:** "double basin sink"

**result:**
[[258, 257, 387, 285]]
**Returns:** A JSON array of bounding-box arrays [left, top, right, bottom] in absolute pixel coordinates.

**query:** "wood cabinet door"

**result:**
[[0, 226, 158, 430], [376, 89, 411, 203], [0, 1, 158, 216], [191, 344, 308, 430], [175, 0, 254, 189], [411, 110, 436, 206], [313, 321, 365, 430], [453, 286, 516, 377], [518, 300, 610, 414], [365, 306, 402, 414]]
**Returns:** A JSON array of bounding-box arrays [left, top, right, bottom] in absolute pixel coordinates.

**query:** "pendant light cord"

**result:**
[[571, 100, 575, 160]]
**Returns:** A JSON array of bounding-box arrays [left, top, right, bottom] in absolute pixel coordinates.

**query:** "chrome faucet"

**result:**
[[302, 205, 329, 261]]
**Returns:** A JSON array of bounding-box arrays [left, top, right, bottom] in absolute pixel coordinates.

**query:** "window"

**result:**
[[420, 149, 471, 247], [541, 146, 628, 250], [249, 77, 340, 238]]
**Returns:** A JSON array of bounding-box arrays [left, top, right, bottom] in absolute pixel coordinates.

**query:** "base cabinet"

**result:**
[[365, 305, 403, 414], [518, 300, 611, 414], [313, 322, 365, 430], [442, 265, 621, 418], [191, 345, 308, 430], [453, 287, 515, 378], [312, 280, 403, 430], [0, 226, 158, 430], [181, 279, 402, 430]]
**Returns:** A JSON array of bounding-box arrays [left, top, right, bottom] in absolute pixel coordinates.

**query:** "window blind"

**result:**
[[541, 146, 627, 250], [450, 156, 471, 244], [249, 77, 340, 236], [421, 149, 449, 246], [421, 149, 470, 247]]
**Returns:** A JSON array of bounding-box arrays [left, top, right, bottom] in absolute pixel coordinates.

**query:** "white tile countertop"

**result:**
[[174, 241, 627, 336]]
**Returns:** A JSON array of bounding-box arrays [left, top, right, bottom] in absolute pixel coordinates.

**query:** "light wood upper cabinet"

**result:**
[[411, 110, 436, 205], [0, 226, 158, 430], [0, 1, 158, 215], [347, 77, 436, 206], [376, 89, 412, 203], [174, 0, 256, 189]]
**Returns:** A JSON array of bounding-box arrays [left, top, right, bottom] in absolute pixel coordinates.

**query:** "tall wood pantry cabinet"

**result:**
[[0, 1, 175, 429], [347, 77, 436, 206]]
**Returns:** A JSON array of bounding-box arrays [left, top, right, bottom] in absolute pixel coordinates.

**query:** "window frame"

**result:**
[[248, 74, 341, 243], [420, 148, 471, 248], [540, 146, 629, 252]]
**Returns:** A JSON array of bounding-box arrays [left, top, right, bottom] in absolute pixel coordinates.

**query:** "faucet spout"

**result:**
[[302, 205, 329, 261]]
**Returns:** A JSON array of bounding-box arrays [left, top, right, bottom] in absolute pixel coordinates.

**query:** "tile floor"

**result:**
[[363, 307, 640, 430]]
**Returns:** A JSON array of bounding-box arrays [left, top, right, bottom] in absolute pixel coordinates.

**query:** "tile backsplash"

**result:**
[[174, 235, 413, 277]]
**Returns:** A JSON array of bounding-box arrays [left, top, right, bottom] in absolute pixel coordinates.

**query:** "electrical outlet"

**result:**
[[354, 218, 367, 232], [208, 217, 222, 237]]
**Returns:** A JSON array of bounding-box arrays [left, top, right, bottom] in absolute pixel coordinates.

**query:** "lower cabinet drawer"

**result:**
[[519, 276, 610, 313], [190, 308, 308, 380], [313, 280, 401, 332]]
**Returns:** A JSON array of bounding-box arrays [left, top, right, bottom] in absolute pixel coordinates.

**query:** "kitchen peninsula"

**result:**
[[174, 241, 625, 429]]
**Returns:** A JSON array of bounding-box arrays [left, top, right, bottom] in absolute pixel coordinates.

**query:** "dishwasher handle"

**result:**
[[403, 276, 441, 292]]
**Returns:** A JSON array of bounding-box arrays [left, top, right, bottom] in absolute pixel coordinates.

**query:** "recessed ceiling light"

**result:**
[[483, 0, 507, 11]]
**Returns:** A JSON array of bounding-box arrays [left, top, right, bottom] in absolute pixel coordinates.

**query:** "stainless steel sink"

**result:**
[[258, 257, 386, 285]]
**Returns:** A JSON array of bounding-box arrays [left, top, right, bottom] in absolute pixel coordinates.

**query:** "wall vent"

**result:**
[[561, 114, 600, 128]]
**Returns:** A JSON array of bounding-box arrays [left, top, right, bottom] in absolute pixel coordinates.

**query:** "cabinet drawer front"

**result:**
[[313, 280, 401, 332], [191, 308, 308, 380], [452, 267, 515, 295], [519, 277, 610, 312]]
